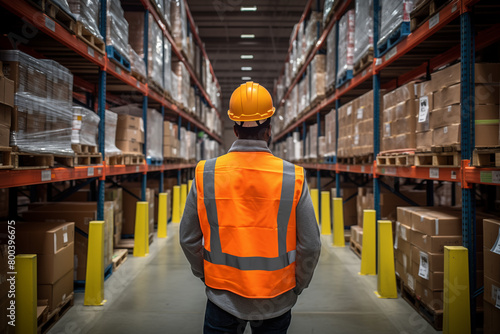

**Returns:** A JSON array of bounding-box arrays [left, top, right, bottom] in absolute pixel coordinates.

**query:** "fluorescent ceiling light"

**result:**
[[240, 55, 254, 59], [241, 67, 252, 71], [240, 34, 255, 39], [241, 76, 252, 80], [241, 6, 257, 11]]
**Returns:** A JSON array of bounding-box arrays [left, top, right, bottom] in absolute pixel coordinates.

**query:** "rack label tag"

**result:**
[[136, 166, 140, 172], [361, 166, 365, 173], [418, 252, 429, 279], [41, 170, 51, 182], [88, 46, 94, 57], [88, 167, 94, 176], [451, 171, 457, 180], [385, 47, 397, 61], [492, 171, 500, 183], [45, 17, 56, 32], [429, 13, 440, 30], [430, 168, 439, 178], [385, 167, 396, 175], [116, 66, 121, 75]]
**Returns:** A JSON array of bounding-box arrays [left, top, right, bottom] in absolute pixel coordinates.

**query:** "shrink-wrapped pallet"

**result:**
[[171, 0, 187, 51], [71, 106, 100, 147], [311, 54, 326, 103], [325, 23, 336, 90], [147, 108, 163, 160], [379, 0, 413, 47], [354, 0, 373, 66], [68, 0, 102, 39], [105, 110, 121, 156], [129, 46, 146, 80], [337, 9, 355, 84], [106, 0, 129, 60]]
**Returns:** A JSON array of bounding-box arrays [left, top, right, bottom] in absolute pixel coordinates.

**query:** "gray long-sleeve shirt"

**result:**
[[179, 139, 321, 321]]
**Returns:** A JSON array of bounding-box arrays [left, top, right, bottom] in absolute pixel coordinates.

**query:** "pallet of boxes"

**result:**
[[163, 120, 180, 161], [115, 112, 145, 165]]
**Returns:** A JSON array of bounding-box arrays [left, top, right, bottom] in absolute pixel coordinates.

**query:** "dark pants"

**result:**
[[203, 299, 292, 334]]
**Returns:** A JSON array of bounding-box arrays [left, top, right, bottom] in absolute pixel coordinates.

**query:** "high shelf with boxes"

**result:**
[[272, 0, 500, 331], [0, 0, 222, 330]]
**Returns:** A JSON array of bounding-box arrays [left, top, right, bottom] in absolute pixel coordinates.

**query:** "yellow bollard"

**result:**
[[310, 188, 319, 224], [180, 184, 187, 217], [158, 193, 168, 238], [172, 185, 180, 223], [332, 198, 345, 247], [84, 221, 106, 306], [133, 202, 149, 257], [188, 179, 193, 192], [375, 220, 398, 298], [15, 254, 37, 334], [359, 210, 376, 275], [320, 191, 332, 235], [443, 246, 470, 334]]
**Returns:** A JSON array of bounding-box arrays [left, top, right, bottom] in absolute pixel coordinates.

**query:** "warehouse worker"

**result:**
[[180, 82, 321, 333]]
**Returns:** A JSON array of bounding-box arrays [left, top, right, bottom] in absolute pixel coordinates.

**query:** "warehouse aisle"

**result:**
[[50, 225, 439, 334]]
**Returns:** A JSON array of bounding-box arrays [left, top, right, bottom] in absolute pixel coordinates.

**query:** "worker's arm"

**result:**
[[179, 178, 205, 280], [294, 179, 321, 295]]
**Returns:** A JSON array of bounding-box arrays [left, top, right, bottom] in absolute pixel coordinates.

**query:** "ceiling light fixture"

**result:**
[[240, 34, 255, 39], [241, 67, 252, 71], [241, 76, 252, 80], [240, 6, 257, 11], [240, 55, 254, 59]]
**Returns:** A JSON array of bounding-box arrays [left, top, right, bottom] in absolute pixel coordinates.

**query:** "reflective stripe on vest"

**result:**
[[202, 157, 297, 271]]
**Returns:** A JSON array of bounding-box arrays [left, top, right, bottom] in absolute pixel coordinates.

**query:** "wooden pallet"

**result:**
[[0, 146, 13, 169], [148, 79, 164, 96], [38, 292, 74, 334], [112, 248, 128, 272], [72, 144, 98, 154], [410, 0, 451, 32], [75, 22, 105, 54], [132, 70, 147, 84], [54, 155, 76, 167], [415, 152, 460, 167], [75, 154, 103, 166], [37, 303, 49, 333], [472, 148, 500, 167], [353, 48, 374, 76], [431, 145, 460, 153], [44, 0, 76, 34], [12, 152, 54, 170], [123, 154, 144, 165], [401, 285, 443, 330], [105, 155, 124, 166], [377, 154, 415, 166], [349, 239, 362, 258]]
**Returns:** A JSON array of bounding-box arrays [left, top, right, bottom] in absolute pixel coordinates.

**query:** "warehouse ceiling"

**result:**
[[187, 0, 308, 123]]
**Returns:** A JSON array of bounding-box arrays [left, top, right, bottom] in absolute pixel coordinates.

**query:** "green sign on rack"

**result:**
[[480, 171, 492, 183]]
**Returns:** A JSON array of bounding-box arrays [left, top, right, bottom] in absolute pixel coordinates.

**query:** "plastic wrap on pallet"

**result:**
[[50, 0, 76, 20], [164, 0, 171, 28], [68, 0, 102, 39], [39, 59, 73, 105], [354, 0, 373, 66], [311, 54, 326, 103], [172, 61, 189, 107], [297, 20, 306, 69], [147, 108, 163, 160], [322, 0, 337, 24], [337, 9, 355, 81], [163, 36, 172, 95], [325, 23, 336, 90], [106, 0, 129, 60], [325, 108, 336, 157], [105, 110, 121, 156], [13, 93, 73, 155], [129, 46, 146, 80], [379, 0, 413, 45], [72, 106, 99, 146], [171, 0, 187, 51], [305, 12, 322, 56], [188, 87, 196, 115]]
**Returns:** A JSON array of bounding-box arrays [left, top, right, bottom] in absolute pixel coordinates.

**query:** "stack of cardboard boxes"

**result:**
[[337, 101, 353, 158], [483, 218, 500, 333], [324, 108, 336, 160], [352, 90, 380, 157], [0, 61, 14, 148], [17, 221, 75, 311], [382, 82, 418, 151], [22, 202, 114, 281], [164, 121, 180, 159], [105, 187, 123, 247], [115, 113, 144, 155]]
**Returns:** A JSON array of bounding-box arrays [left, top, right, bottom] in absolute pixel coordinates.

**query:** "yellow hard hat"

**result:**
[[228, 82, 275, 122]]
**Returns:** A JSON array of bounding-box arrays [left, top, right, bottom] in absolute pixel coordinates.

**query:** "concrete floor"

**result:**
[[49, 224, 441, 334]]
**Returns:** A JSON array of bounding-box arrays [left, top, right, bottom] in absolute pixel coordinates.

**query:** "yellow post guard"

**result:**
[[359, 210, 376, 275], [158, 193, 168, 238], [180, 183, 187, 218], [172, 185, 181, 223], [443, 246, 470, 334], [133, 202, 149, 257], [15, 254, 37, 334], [320, 191, 332, 235], [375, 220, 398, 298], [310, 188, 319, 224], [84, 221, 106, 306], [188, 179, 193, 192], [332, 198, 345, 247]]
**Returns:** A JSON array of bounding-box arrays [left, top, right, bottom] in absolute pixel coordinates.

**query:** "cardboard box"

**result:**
[[117, 114, 143, 131], [476, 121, 500, 147], [0, 123, 9, 146], [483, 275, 500, 307], [416, 130, 432, 150], [431, 63, 500, 91], [115, 128, 144, 143], [0, 104, 11, 127], [484, 249, 500, 283], [122, 186, 152, 235], [411, 230, 462, 253], [483, 301, 500, 334], [396, 237, 411, 256], [434, 84, 500, 109], [483, 219, 500, 250], [16, 221, 74, 284], [411, 209, 461, 236], [398, 222, 412, 243], [432, 124, 460, 146], [0, 76, 14, 108], [430, 104, 460, 129], [116, 140, 142, 154], [38, 269, 73, 311], [412, 261, 443, 290], [415, 281, 444, 311], [412, 245, 444, 273]]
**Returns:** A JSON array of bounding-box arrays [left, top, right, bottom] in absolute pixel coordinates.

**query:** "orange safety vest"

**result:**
[[195, 151, 304, 299]]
